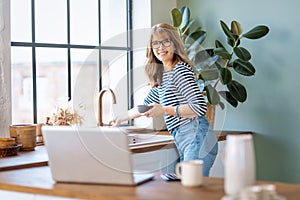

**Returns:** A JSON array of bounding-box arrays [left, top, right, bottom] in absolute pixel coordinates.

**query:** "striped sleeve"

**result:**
[[143, 87, 160, 105], [173, 63, 207, 116]]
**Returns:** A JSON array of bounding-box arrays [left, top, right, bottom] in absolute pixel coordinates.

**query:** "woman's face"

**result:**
[[151, 32, 175, 66]]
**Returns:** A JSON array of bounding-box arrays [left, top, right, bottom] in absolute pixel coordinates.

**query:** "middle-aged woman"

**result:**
[[110, 23, 218, 176]]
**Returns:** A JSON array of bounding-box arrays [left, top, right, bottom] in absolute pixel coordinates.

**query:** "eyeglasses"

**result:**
[[151, 39, 172, 49]]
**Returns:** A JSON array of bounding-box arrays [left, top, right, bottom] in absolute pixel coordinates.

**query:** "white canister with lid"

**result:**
[[224, 134, 256, 195]]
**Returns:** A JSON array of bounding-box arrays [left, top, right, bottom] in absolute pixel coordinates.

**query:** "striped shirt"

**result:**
[[143, 61, 207, 132]]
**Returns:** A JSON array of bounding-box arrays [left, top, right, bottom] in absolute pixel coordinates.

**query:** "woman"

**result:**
[[110, 23, 218, 176]]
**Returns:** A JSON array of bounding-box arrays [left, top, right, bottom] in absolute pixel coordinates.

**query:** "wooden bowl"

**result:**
[[0, 144, 22, 158], [0, 138, 16, 148]]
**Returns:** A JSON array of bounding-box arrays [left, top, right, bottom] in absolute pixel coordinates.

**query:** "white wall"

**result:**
[[186, 0, 300, 183], [0, 0, 12, 137], [131, 0, 176, 129]]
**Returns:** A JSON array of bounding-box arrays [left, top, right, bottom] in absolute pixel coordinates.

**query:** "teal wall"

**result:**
[[178, 0, 300, 183]]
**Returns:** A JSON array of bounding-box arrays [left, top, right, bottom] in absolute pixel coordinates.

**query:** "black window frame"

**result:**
[[11, 0, 133, 124]]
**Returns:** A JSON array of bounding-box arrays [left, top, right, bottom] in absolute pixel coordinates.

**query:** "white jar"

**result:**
[[224, 134, 256, 195]]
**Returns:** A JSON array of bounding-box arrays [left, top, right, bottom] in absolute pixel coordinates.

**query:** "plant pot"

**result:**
[[36, 123, 44, 144], [206, 103, 215, 129], [9, 124, 37, 151]]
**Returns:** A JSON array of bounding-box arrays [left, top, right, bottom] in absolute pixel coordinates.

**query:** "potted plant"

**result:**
[[171, 6, 269, 111], [45, 105, 83, 126]]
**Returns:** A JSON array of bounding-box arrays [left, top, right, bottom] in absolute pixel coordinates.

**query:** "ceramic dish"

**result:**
[[137, 105, 153, 113]]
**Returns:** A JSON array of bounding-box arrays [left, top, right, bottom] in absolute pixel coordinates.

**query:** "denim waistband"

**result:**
[[170, 116, 202, 137], [170, 128, 178, 137]]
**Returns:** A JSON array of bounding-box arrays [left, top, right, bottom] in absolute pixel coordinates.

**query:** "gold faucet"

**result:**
[[98, 88, 116, 126]]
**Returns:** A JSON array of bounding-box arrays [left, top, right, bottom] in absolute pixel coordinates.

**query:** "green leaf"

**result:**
[[205, 84, 220, 105], [218, 101, 225, 110], [227, 80, 247, 102], [243, 25, 269, 39], [179, 6, 185, 14], [215, 61, 223, 70], [185, 31, 207, 51], [219, 91, 238, 107], [227, 34, 240, 47], [214, 47, 231, 60], [215, 40, 225, 49], [233, 47, 251, 61], [198, 67, 219, 81], [227, 62, 233, 68], [171, 8, 182, 28], [233, 59, 256, 76], [219, 68, 232, 84], [194, 55, 218, 73], [179, 6, 190, 30], [194, 49, 214, 66], [231, 20, 243, 36], [220, 20, 235, 41], [181, 19, 197, 36], [185, 30, 206, 46]]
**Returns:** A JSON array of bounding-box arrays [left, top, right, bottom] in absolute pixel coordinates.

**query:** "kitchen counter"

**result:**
[[1, 130, 298, 199], [148, 130, 253, 141], [0, 165, 300, 200], [0, 146, 48, 171], [0, 130, 251, 171]]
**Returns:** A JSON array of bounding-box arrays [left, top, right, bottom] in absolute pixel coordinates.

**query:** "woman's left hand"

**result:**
[[142, 103, 165, 117]]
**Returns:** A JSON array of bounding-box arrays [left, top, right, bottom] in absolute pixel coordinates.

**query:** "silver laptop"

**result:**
[[42, 126, 154, 185]]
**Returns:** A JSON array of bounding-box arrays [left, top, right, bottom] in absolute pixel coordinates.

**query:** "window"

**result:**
[[11, 0, 133, 125]]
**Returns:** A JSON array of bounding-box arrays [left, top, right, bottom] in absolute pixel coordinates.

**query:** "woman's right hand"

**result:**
[[109, 108, 143, 126], [109, 117, 123, 127], [143, 103, 164, 117]]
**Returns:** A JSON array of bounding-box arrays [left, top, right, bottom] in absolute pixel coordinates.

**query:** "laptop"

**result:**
[[42, 126, 154, 185]]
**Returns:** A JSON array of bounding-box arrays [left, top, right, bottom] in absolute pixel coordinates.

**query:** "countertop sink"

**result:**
[[128, 133, 173, 146]]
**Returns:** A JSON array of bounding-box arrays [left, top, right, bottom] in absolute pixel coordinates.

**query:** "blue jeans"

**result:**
[[172, 116, 218, 176]]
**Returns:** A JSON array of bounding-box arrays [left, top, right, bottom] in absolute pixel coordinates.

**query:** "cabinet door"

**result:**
[[132, 147, 179, 173]]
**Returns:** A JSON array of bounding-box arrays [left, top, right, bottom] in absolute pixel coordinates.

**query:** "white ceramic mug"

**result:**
[[175, 160, 203, 187]]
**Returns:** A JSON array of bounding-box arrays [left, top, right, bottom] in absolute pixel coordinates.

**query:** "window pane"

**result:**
[[11, 0, 32, 42], [101, 0, 127, 47], [71, 49, 99, 126], [71, 49, 99, 93], [101, 50, 128, 125], [36, 48, 67, 123], [35, 0, 67, 43], [70, 1, 98, 45], [11, 47, 33, 123]]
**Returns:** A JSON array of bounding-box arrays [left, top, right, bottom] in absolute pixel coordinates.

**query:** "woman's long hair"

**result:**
[[145, 23, 193, 87]]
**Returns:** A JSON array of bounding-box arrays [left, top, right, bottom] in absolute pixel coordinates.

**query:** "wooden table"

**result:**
[[0, 165, 299, 200]]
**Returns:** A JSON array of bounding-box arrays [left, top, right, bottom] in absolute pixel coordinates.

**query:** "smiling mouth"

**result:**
[[158, 51, 168, 55]]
